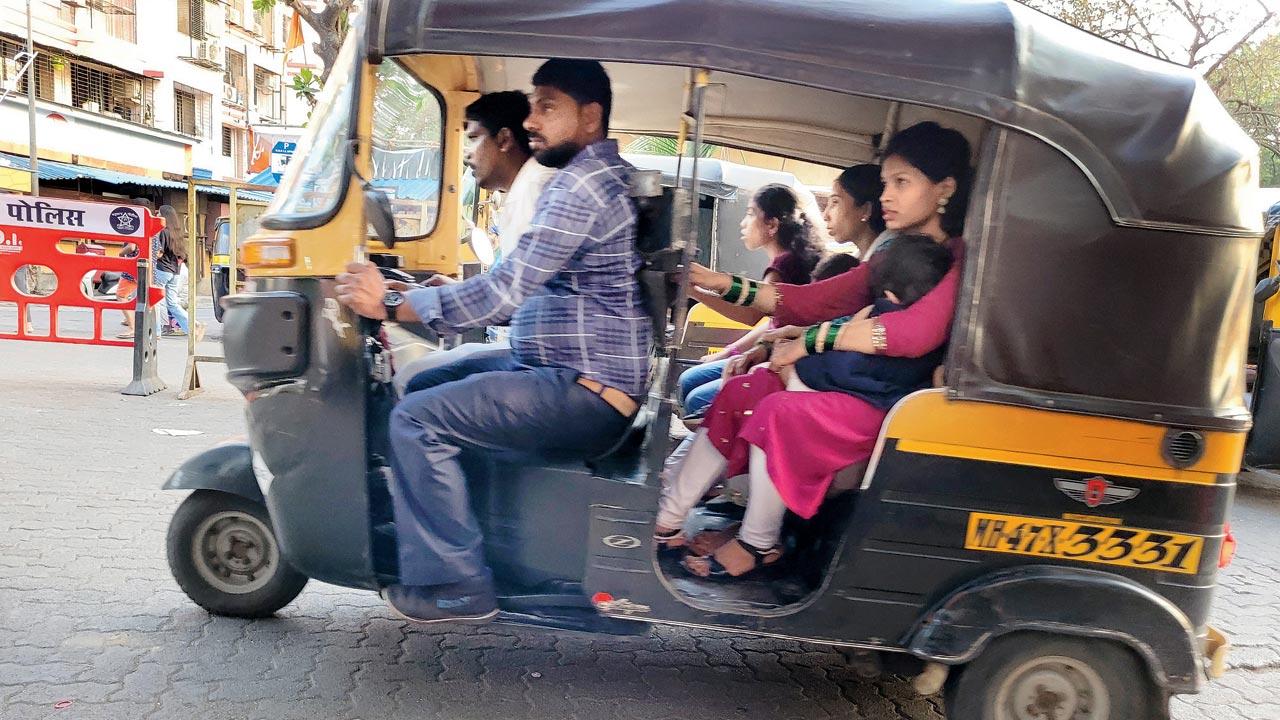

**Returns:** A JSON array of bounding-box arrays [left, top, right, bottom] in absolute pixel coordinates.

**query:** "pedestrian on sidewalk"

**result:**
[[154, 205, 203, 341]]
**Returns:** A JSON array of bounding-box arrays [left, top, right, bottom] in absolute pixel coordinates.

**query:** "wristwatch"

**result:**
[[382, 289, 405, 321]]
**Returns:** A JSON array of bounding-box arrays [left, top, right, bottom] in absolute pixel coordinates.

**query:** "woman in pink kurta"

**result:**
[[655, 121, 974, 579]]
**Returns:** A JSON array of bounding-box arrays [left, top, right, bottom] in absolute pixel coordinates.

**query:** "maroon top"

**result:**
[[773, 238, 965, 358], [764, 251, 810, 285]]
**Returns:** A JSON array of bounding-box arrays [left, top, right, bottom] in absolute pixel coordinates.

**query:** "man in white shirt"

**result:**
[[393, 91, 556, 395]]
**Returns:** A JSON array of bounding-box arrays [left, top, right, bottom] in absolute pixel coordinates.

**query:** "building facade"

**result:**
[[0, 0, 317, 182]]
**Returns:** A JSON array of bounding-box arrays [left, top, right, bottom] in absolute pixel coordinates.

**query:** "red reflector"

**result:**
[[1219, 522, 1236, 569], [591, 592, 613, 606]]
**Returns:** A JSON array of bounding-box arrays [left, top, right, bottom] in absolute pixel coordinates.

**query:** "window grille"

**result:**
[[224, 49, 247, 97], [253, 66, 280, 121], [221, 125, 234, 157], [0, 38, 55, 102], [87, 0, 137, 43], [177, 0, 205, 38], [174, 83, 211, 138], [70, 58, 155, 126]]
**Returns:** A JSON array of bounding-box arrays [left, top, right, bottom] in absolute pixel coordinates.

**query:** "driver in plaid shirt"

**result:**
[[335, 59, 651, 624]]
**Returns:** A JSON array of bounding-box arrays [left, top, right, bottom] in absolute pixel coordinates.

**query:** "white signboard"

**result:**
[[0, 193, 149, 238]]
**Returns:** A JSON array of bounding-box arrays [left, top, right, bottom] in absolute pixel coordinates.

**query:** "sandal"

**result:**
[[687, 522, 741, 556], [115, 331, 135, 340], [653, 526, 686, 550], [682, 539, 782, 580]]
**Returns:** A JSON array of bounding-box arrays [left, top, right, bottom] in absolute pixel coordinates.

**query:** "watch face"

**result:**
[[384, 290, 405, 307]]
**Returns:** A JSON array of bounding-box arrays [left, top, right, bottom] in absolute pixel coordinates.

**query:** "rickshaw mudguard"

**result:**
[[162, 442, 264, 505], [906, 565, 1200, 693]]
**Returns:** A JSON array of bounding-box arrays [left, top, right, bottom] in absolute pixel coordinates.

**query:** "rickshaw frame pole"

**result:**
[[648, 68, 711, 475], [174, 177, 272, 399]]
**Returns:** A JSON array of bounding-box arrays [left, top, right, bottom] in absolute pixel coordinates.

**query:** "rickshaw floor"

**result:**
[[658, 507, 818, 611]]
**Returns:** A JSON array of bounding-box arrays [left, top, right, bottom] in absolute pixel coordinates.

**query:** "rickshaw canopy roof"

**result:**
[[371, 0, 1259, 235]]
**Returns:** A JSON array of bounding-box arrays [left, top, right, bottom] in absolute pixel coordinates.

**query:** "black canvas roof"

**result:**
[[370, 0, 1260, 235]]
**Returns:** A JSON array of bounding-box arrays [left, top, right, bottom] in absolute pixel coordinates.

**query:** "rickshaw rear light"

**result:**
[[591, 592, 613, 607], [242, 238, 295, 268], [1219, 522, 1236, 568]]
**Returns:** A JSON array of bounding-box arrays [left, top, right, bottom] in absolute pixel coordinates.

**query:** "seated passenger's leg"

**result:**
[[683, 377, 725, 418], [739, 445, 787, 550], [656, 430, 727, 537], [388, 366, 631, 607], [393, 341, 512, 396], [402, 346, 516, 395], [678, 359, 729, 410]]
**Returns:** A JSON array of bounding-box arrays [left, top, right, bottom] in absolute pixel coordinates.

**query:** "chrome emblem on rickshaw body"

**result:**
[[1054, 476, 1140, 508]]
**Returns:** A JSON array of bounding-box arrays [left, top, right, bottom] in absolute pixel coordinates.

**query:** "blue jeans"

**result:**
[[678, 358, 729, 418], [389, 350, 631, 586], [153, 268, 188, 333]]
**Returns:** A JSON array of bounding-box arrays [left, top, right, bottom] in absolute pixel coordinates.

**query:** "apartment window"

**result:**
[[253, 66, 280, 121], [89, 0, 137, 43], [0, 38, 55, 103], [70, 58, 155, 125], [174, 83, 212, 138], [177, 0, 205, 38], [57, 2, 77, 23], [227, 0, 247, 28], [221, 125, 234, 157], [224, 48, 247, 104], [254, 8, 275, 47]]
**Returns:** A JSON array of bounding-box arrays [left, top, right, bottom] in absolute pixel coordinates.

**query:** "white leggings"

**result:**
[[657, 431, 788, 550]]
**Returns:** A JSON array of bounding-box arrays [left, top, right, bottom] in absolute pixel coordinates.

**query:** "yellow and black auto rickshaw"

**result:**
[[162, 2, 1260, 717]]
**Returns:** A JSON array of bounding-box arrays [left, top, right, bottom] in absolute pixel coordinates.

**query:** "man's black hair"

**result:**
[[531, 58, 612, 133], [465, 91, 533, 155], [867, 233, 953, 306]]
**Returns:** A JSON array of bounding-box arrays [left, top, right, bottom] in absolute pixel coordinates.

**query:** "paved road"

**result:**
[[1, 304, 1278, 719]]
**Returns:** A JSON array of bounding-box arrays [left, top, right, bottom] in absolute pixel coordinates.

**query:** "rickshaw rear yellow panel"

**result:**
[[885, 391, 1244, 485]]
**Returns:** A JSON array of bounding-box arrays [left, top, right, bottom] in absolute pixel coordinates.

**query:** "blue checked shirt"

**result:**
[[406, 140, 652, 397]]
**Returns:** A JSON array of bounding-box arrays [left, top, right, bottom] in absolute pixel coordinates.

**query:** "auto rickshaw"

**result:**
[[163, 2, 1260, 717]]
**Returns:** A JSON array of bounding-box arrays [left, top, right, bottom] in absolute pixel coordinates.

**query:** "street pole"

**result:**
[[25, 0, 39, 197]]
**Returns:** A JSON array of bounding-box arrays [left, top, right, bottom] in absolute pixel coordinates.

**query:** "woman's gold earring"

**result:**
[[938, 197, 949, 215]]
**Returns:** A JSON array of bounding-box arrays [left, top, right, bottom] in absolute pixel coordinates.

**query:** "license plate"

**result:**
[[964, 512, 1205, 574]]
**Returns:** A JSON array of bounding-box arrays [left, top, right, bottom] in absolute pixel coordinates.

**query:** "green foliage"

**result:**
[[290, 67, 320, 103], [252, 0, 275, 12], [624, 135, 718, 158]]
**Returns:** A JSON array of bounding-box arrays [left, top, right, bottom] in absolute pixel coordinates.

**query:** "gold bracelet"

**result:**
[[870, 319, 888, 353]]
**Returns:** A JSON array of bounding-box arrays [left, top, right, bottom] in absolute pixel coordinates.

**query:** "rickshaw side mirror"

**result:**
[[365, 189, 398, 249]]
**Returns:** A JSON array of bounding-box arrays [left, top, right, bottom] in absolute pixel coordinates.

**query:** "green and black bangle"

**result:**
[[722, 275, 745, 305], [825, 320, 843, 351], [804, 324, 821, 355]]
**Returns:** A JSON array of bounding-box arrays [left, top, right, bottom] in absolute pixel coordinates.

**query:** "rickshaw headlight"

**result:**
[[241, 238, 296, 269]]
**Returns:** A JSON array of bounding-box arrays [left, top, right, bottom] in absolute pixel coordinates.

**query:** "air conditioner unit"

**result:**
[[223, 84, 243, 105], [198, 40, 222, 65]]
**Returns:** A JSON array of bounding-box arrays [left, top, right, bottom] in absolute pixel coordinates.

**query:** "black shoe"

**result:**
[[380, 577, 499, 624]]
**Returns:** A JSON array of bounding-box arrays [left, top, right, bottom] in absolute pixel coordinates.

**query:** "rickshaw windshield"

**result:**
[[260, 34, 361, 228], [213, 221, 230, 255]]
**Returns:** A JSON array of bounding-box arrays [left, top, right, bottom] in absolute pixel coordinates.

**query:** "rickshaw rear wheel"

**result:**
[[943, 632, 1159, 720], [167, 490, 308, 618]]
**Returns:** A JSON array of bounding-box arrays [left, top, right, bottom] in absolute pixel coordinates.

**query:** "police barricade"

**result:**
[[0, 193, 167, 395]]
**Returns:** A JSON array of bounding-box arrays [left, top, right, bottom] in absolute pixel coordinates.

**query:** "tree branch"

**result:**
[[1202, 9, 1275, 78]]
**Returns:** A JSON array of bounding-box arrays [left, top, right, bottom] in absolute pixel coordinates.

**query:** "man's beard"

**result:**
[[534, 141, 582, 169]]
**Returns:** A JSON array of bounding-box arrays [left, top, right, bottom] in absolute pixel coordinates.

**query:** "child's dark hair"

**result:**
[[868, 234, 953, 306], [811, 252, 859, 281], [882, 121, 972, 237], [465, 91, 533, 155], [531, 58, 613, 133], [835, 164, 886, 235], [753, 184, 822, 278]]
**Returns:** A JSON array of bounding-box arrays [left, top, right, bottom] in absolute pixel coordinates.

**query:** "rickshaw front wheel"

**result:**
[[944, 632, 1160, 720], [167, 490, 308, 618]]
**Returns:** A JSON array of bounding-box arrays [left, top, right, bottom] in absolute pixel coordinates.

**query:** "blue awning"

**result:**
[[0, 153, 274, 203]]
